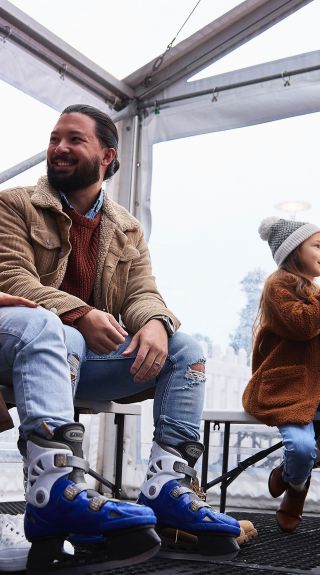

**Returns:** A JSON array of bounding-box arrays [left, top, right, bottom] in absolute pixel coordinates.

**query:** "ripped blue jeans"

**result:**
[[64, 325, 206, 447], [0, 306, 206, 449]]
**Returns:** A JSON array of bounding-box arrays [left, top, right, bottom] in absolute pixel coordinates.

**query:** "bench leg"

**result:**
[[114, 413, 124, 499], [220, 422, 230, 513], [201, 420, 211, 490]]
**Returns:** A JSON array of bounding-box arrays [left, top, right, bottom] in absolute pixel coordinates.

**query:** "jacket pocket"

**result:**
[[30, 226, 61, 250], [30, 226, 62, 277], [106, 246, 141, 312], [258, 365, 306, 409]]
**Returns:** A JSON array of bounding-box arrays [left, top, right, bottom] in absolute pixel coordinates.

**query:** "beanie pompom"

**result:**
[[258, 217, 281, 241]]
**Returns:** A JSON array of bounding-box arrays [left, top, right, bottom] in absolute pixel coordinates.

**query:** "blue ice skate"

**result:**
[[138, 441, 240, 560], [25, 423, 160, 574]]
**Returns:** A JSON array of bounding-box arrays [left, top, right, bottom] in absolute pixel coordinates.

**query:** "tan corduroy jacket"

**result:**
[[0, 176, 180, 430], [242, 271, 320, 427]]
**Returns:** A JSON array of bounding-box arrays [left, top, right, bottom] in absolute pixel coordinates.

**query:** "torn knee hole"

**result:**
[[185, 360, 206, 384], [189, 362, 205, 373]]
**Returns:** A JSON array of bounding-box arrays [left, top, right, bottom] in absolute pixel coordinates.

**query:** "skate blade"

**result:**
[[158, 527, 239, 561], [159, 550, 239, 562], [27, 544, 161, 575], [27, 527, 161, 574]]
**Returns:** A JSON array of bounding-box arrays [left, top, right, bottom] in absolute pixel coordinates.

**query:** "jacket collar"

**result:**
[[31, 176, 140, 233]]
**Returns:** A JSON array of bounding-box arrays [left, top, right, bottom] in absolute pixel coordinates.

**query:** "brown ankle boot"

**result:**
[[268, 463, 287, 498], [276, 478, 310, 533]]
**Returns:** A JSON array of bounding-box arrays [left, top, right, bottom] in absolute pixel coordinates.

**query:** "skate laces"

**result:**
[[190, 477, 207, 502], [0, 514, 30, 549]]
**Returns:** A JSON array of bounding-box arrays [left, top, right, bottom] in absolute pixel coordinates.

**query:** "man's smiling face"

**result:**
[[47, 112, 107, 193]]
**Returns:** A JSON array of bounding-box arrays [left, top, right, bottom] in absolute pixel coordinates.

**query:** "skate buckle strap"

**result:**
[[66, 455, 90, 472], [189, 499, 208, 511], [64, 484, 82, 500], [170, 485, 210, 510], [173, 461, 197, 479], [54, 454, 89, 472], [64, 485, 110, 509], [64, 482, 89, 500], [89, 495, 109, 511], [171, 485, 192, 498]]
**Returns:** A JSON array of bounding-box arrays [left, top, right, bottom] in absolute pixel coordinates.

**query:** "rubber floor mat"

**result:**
[[1, 506, 319, 574]]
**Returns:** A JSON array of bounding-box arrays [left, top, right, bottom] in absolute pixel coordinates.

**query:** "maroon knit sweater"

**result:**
[[60, 204, 101, 325]]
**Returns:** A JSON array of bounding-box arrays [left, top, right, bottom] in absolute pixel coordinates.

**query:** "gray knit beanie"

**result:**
[[258, 217, 320, 266]]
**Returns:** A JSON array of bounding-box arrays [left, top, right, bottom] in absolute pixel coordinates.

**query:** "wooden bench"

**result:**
[[201, 408, 320, 513], [0, 385, 141, 499]]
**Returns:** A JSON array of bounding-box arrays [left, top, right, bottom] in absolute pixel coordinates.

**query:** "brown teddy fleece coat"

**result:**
[[242, 270, 320, 426]]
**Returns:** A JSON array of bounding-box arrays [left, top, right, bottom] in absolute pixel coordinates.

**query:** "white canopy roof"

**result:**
[[0, 0, 319, 237]]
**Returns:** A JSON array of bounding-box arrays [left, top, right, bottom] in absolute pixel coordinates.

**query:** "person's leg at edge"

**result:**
[[0, 514, 31, 573], [72, 329, 241, 557], [271, 422, 315, 533], [0, 306, 75, 443], [0, 307, 160, 572]]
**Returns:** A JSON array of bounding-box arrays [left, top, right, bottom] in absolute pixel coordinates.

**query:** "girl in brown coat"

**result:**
[[242, 216, 320, 533]]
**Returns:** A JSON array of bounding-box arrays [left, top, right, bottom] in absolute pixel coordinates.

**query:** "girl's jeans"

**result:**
[[0, 306, 206, 454], [278, 422, 317, 485]]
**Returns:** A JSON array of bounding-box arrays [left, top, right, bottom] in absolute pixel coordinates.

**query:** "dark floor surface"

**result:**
[[1, 502, 319, 575]]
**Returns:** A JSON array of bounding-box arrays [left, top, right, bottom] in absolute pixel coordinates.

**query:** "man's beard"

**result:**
[[47, 155, 101, 193]]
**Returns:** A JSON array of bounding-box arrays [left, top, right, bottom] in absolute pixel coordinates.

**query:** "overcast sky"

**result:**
[[1, 1, 320, 348]]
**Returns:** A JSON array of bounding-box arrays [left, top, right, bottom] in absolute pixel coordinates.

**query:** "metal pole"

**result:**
[[129, 115, 140, 217], [0, 151, 46, 185], [140, 64, 320, 112]]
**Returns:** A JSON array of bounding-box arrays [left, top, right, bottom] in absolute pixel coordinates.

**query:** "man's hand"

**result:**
[[0, 292, 38, 308], [122, 319, 168, 383], [75, 309, 128, 354]]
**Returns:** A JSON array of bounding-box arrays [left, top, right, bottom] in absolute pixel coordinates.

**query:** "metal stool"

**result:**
[[0, 385, 141, 498]]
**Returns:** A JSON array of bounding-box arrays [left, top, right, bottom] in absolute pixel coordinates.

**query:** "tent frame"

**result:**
[[0, 0, 318, 230]]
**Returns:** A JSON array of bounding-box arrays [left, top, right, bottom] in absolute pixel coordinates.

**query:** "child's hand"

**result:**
[[0, 292, 38, 308]]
